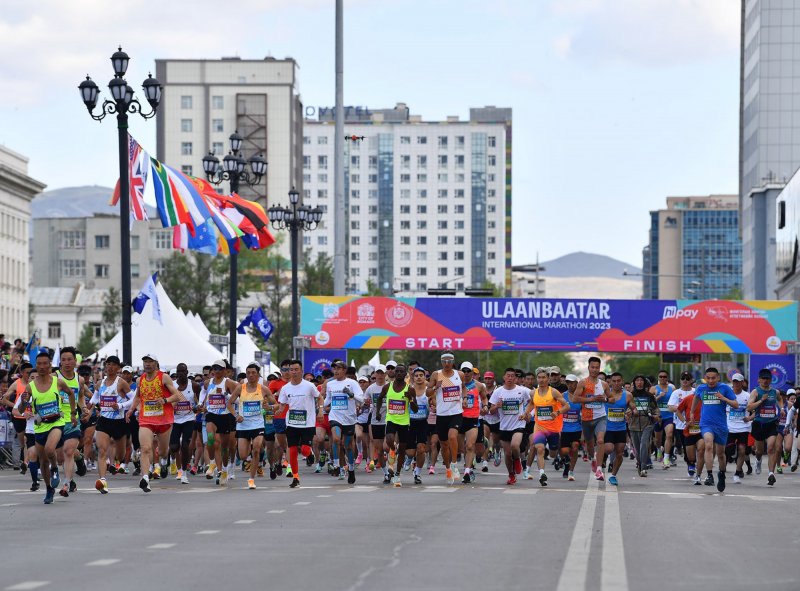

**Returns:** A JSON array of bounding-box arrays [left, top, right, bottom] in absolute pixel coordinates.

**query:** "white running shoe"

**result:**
[[181, 471, 189, 484], [755, 459, 762, 475]]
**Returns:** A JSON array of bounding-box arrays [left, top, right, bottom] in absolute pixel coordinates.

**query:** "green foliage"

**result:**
[[301, 249, 334, 296], [76, 324, 98, 355], [603, 354, 661, 380], [364, 279, 383, 296], [101, 287, 121, 341]]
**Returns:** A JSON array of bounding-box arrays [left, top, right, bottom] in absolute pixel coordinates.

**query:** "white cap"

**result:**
[[731, 373, 745, 382], [374, 364, 387, 373], [385, 360, 397, 368], [121, 365, 133, 373], [142, 353, 158, 362], [357, 375, 369, 382], [212, 359, 226, 368], [565, 374, 578, 382], [787, 388, 796, 395], [460, 361, 474, 371]]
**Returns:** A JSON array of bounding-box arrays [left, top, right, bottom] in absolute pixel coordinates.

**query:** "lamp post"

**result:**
[[202, 132, 267, 370], [268, 188, 324, 346], [78, 47, 162, 365]]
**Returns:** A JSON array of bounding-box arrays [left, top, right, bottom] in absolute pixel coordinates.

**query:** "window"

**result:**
[[351, 190, 360, 200], [95, 235, 110, 249], [417, 268, 427, 276], [401, 155, 411, 169], [437, 205, 448, 214], [181, 95, 192, 109], [417, 220, 427, 229], [368, 205, 378, 214], [416, 136, 427, 144], [212, 95, 224, 109], [488, 136, 496, 147], [317, 189, 328, 199], [400, 267, 410, 276], [212, 119, 224, 133], [318, 174, 328, 183], [48, 322, 61, 340], [369, 268, 378, 277], [351, 252, 360, 261], [438, 267, 448, 277], [454, 205, 465, 214], [400, 236, 411, 245], [400, 190, 411, 199], [318, 236, 328, 246], [437, 220, 448, 229], [454, 236, 464, 245], [417, 174, 427, 182], [488, 205, 496, 213], [400, 136, 410, 144], [351, 236, 360, 245], [351, 174, 360, 184], [131, 235, 140, 250], [455, 173, 465, 183], [303, 136, 311, 145], [417, 252, 427, 261], [368, 174, 378, 183], [417, 155, 427, 169], [59, 231, 85, 249], [455, 267, 465, 276], [400, 205, 411, 214], [488, 236, 496, 245], [351, 221, 360, 230], [130, 264, 140, 278], [181, 119, 193, 132], [369, 156, 378, 169], [438, 174, 448, 183], [303, 155, 311, 169], [181, 165, 193, 176], [488, 155, 497, 166], [151, 229, 172, 250], [438, 136, 448, 148], [488, 174, 496, 182], [454, 252, 464, 260], [438, 189, 448, 199], [438, 236, 448, 245], [351, 156, 360, 167], [351, 205, 360, 214], [400, 221, 410, 229], [318, 155, 328, 169], [400, 252, 411, 261], [368, 236, 377, 245], [368, 189, 378, 198], [417, 236, 427, 245], [417, 205, 427, 214], [150, 259, 167, 274], [59, 260, 85, 278], [400, 174, 410, 183], [303, 174, 311, 183], [438, 252, 448, 261], [455, 155, 465, 168], [488, 252, 496, 260], [438, 155, 448, 167], [455, 220, 465, 229], [181, 142, 193, 156], [95, 264, 109, 278], [303, 236, 311, 246], [417, 282, 427, 291], [455, 136, 465, 149], [318, 136, 328, 145], [488, 189, 496, 198], [487, 221, 496, 229], [90, 322, 102, 339], [212, 141, 224, 155]]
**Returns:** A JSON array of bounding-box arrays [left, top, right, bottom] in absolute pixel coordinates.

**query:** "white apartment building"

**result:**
[[0, 145, 46, 337], [302, 104, 511, 295]]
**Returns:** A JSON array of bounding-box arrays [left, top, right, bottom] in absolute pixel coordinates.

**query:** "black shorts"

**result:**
[[96, 417, 128, 441], [264, 432, 275, 442], [34, 426, 64, 447], [499, 428, 525, 442], [370, 424, 386, 440], [560, 431, 582, 448], [237, 428, 265, 441], [409, 420, 429, 447], [385, 422, 410, 445], [25, 433, 35, 449], [225, 413, 237, 432], [684, 432, 702, 447], [751, 421, 778, 442], [605, 430, 627, 445], [459, 417, 480, 434], [80, 410, 98, 430], [286, 426, 315, 448], [330, 421, 356, 437], [726, 431, 749, 447], [427, 423, 437, 438], [205, 413, 232, 435], [486, 421, 500, 434], [12, 417, 26, 435], [169, 421, 195, 446], [436, 414, 462, 440]]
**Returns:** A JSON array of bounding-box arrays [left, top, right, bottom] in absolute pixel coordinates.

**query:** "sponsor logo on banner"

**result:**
[[315, 331, 330, 346], [764, 362, 789, 388], [357, 303, 375, 324], [766, 336, 782, 351], [662, 306, 698, 320], [323, 303, 340, 319], [385, 302, 413, 327]]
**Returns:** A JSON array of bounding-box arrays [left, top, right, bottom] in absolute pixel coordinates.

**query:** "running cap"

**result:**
[[758, 368, 773, 380], [565, 374, 578, 383], [105, 355, 121, 365], [440, 353, 455, 361], [412, 367, 426, 374], [211, 359, 225, 369], [680, 371, 693, 380], [731, 373, 745, 382], [787, 388, 796, 395], [483, 371, 495, 379], [385, 360, 398, 368], [374, 364, 387, 373], [357, 375, 369, 383], [549, 366, 561, 375], [121, 365, 133, 373], [142, 353, 158, 362], [460, 361, 474, 371]]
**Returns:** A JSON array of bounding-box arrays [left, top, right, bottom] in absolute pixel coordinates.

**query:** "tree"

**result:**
[[301, 249, 334, 296], [364, 279, 383, 296], [101, 287, 121, 342], [603, 354, 661, 381], [76, 324, 99, 356]]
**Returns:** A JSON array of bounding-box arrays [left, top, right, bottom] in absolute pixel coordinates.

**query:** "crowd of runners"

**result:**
[[2, 348, 798, 504]]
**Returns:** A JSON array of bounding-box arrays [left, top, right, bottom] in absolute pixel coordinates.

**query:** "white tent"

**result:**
[[94, 283, 223, 371]]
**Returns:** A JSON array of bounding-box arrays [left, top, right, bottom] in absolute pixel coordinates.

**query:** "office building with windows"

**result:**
[[776, 166, 800, 300], [643, 195, 742, 300], [740, 0, 800, 298], [302, 104, 511, 295]]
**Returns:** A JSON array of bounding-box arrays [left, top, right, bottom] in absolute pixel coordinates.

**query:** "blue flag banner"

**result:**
[[749, 354, 796, 390], [237, 309, 255, 335], [25, 331, 40, 361], [251, 307, 274, 342], [303, 349, 347, 377], [188, 218, 218, 256], [132, 272, 162, 324]]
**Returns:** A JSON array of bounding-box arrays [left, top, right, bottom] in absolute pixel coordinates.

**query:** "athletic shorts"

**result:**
[[486, 421, 500, 434], [96, 417, 128, 441], [60, 423, 81, 444], [205, 413, 232, 435], [560, 430, 581, 448], [605, 430, 627, 445], [34, 426, 63, 447], [225, 414, 237, 432], [140, 423, 171, 435], [581, 417, 607, 441], [170, 421, 195, 446], [286, 426, 314, 448], [264, 432, 275, 442], [436, 414, 462, 441], [370, 424, 386, 440], [273, 418, 287, 434], [315, 414, 330, 433], [264, 422, 276, 436], [654, 416, 673, 432], [751, 421, 778, 442], [701, 425, 728, 446], [778, 424, 788, 436], [25, 433, 35, 449], [524, 421, 535, 438], [684, 433, 702, 447], [12, 417, 26, 435], [726, 431, 749, 447], [356, 414, 371, 426], [427, 423, 438, 438], [236, 428, 265, 441], [499, 428, 525, 443], [80, 410, 98, 430], [459, 417, 480, 434], [330, 421, 355, 437], [409, 420, 429, 447], [532, 429, 560, 449], [385, 422, 409, 445]]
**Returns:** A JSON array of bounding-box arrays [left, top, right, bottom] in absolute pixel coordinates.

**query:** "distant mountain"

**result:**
[[536, 252, 641, 280], [31, 185, 157, 219]]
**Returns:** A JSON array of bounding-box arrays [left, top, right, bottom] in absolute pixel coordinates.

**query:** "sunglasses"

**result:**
[[280, 367, 290, 372]]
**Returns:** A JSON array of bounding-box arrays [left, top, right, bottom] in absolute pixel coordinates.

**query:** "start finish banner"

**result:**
[[301, 296, 798, 354]]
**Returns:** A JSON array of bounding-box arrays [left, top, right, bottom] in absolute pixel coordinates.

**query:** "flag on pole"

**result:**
[[132, 272, 162, 324], [237, 309, 255, 334], [250, 307, 274, 342], [187, 218, 218, 255], [53, 343, 61, 366], [110, 134, 151, 224], [25, 331, 40, 362]]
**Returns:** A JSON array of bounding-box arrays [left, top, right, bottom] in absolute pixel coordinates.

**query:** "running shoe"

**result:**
[[20, 463, 27, 474], [704, 474, 714, 486], [176, 470, 183, 481], [768, 473, 776, 486], [539, 472, 548, 487], [670, 455, 678, 467], [107, 463, 117, 475], [656, 449, 663, 463], [215, 471, 220, 486], [513, 458, 522, 475], [609, 475, 618, 486], [181, 472, 189, 484], [190, 465, 198, 476], [285, 469, 293, 478], [355, 453, 363, 466], [257, 466, 265, 477], [59, 485, 69, 497], [314, 465, 322, 473], [403, 457, 412, 471], [220, 470, 228, 485], [640, 470, 648, 478], [462, 472, 471, 485], [662, 458, 670, 470], [95, 478, 108, 494], [688, 464, 696, 477], [43, 486, 55, 504], [693, 475, 701, 485], [733, 474, 741, 484], [562, 463, 570, 478], [591, 459, 597, 473], [139, 478, 151, 493], [792, 464, 798, 473], [270, 466, 277, 480], [348, 469, 356, 484], [469, 471, 476, 483], [75, 456, 86, 477], [368, 460, 375, 472], [493, 453, 502, 467], [717, 471, 726, 492], [30, 481, 40, 492], [755, 459, 762, 474], [69, 480, 77, 493], [205, 463, 216, 479], [746, 463, 753, 475], [392, 476, 402, 488], [228, 468, 236, 481], [383, 473, 392, 484], [776, 466, 783, 474], [333, 466, 340, 478], [522, 468, 531, 480], [595, 468, 604, 481], [481, 460, 489, 473], [290, 478, 300, 489], [568, 471, 575, 481], [338, 469, 345, 481], [248, 478, 256, 490], [51, 469, 60, 490], [414, 474, 422, 485], [506, 474, 517, 485], [169, 462, 177, 475], [306, 454, 315, 467], [428, 466, 435, 475], [446, 468, 454, 485], [453, 466, 461, 481]]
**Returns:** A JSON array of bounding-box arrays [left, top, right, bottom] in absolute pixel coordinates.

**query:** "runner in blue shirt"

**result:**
[[651, 370, 675, 469], [691, 367, 738, 492], [746, 368, 781, 486]]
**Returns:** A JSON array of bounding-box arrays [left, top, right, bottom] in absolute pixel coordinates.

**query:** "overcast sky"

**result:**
[[0, 0, 741, 268]]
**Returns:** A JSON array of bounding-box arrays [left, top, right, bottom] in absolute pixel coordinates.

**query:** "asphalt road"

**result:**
[[1, 457, 799, 591]]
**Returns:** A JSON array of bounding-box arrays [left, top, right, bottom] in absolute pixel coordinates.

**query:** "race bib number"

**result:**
[[411, 404, 428, 420], [100, 395, 117, 410], [37, 399, 60, 420], [442, 385, 460, 402], [331, 394, 348, 409], [143, 399, 164, 417], [242, 400, 261, 417], [635, 399, 649, 412], [175, 400, 192, 413], [729, 408, 745, 421], [759, 406, 776, 419], [586, 400, 603, 410], [388, 399, 406, 415], [501, 399, 520, 415], [264, 408, 274, 424], [702, 392, 721, 405], [208, 393, 226, 410], [563, 411, 579, 424], [465, 393, 475, 407], [688, 424, 701, 434], [608, 408, 625, 422], [536, 405, 554, 421], [288, 409, 307, 426]]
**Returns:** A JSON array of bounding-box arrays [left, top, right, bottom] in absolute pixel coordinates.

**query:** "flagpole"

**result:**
[[118, 113, 132, 365], [229, 174, 239, 372]]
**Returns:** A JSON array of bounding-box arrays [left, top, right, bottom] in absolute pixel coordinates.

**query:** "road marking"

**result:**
[[347, 534, 422, 591], [619, 490, 704, 499], [421, 487, 456, 493], [6, 582, 50, 591], [503, 488, 539, 495], [0, 503, 20, 507], [316, 494, 332, 498], [268, 509, 285, 514], [86, 559, 120, 567], [294, 501, 311, 505], [601, 487, 629, 591], [339, 486, 377, 492], [195, 530, 220, 535], [234, 520, 256, 524], [555, 475, 599, 591], [147, 543, 175, 549]]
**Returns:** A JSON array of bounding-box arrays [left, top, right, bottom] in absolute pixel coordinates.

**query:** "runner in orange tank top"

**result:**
[[524, 368, 570, 486], [125, 353, 184, 493]]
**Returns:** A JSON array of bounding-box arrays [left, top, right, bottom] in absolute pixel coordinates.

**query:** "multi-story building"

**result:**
[[155, 57, 303, 248], [643, 195, 742, 300], [30, 284, 105, 347], [0, 145, 46, 337], [776, 166, 800, 300], [302, 104, 511, 295], [511, 264, 546, 298], [740, 0, 800, 298]]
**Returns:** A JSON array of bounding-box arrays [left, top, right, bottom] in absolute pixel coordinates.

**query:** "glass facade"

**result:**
[[471, 132, 487, 286], [377, 134, 394, 293], [681, 210, 742, 299], [643, 212, 659, 299], [777, 168, 800, 283]]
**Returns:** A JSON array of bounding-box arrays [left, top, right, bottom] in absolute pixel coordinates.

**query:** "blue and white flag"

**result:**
[[132, 272, 162, 324], [250, 307, 274, 342], [237, 309, 255, 335], [24, 331, 40, 361], [188, 218, 218, 256]]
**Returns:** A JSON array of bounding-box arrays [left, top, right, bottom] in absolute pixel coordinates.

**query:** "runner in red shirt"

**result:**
[[676, 391, 704, 485], [268, 360, 291, 476]]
